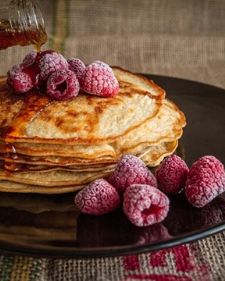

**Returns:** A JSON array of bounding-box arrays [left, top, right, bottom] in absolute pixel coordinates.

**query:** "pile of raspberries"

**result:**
[[7, 50, 119, 100], [75, 154, 225, 227]]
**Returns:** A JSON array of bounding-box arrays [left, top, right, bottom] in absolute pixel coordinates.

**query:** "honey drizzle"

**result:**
[[3, 142, 19, 171], [0, 20, 47, 51]]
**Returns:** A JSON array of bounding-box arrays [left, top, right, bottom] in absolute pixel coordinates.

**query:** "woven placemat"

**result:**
[[0, 0, 225, 280], [1, 233, 225, 280]]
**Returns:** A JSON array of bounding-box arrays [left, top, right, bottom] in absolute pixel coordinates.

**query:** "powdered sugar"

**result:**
[[123, 184, 169, 227], [68, 58, 86, 80], [74, 179, 120, 215], [185, 156, 225, 207], [47, 69, 80, 100], [108, 154, 157, 194], [80, 61, 119, 97], [156, 154, 189, 194], [7, 64, 33, 93], [21, 51, 37, 68], [38, 52, 68, 81]]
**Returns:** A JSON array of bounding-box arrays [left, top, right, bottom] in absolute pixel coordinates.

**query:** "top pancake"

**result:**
[[0, 99, 186, 159], [0, 67, 165, 145]]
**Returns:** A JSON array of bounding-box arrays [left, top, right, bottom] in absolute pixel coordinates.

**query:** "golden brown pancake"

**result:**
[[0, 67, 186, 193], [0, 99, 185, 159], [1, 67, 165, 145]]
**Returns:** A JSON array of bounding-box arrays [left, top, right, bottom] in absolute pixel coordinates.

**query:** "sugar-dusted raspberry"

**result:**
[[185, 156, 225, 208], [38, 51, 68, 81], [80, 61, 119, 97], [21, 50, 37, 68], [7, 65, 33, 93], [74, 179, 120, 215], [92, 60, 112, 70], [46, 69, 80, 101], [107, 154, 157, 194], [155, 154, 189, 194], [123, 184, 169, 227], [67, 58, 86, 80]]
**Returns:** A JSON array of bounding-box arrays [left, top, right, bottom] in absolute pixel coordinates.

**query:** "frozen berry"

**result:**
[[74, 179, 120, 215], [155, 155, 189, 194], [7, 65, 33, 93], [68, 58, 86, 80], [80, 61, 119, 97], [36, 49, 55, 60], [38, 51, 68, 81], [123, 184, 169, 227], [47, 69, 80, 101], [108, 154, 157, 194], [21, 50, 37, 68], [93, 60, 112, 70], [185, 156, 225, 208]]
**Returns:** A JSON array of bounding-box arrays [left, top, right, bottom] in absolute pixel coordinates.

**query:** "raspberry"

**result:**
[[123, 184, 169, 227], [107, 154, 157, 194], [38, 51, 68, 81], [36, 50, 55, 60], [7, 65, 34, 93], [185, 156, 225, 208], [80, 61, 119, 97], [21, 50, 37, 68], [46, 69, 80, 101], [74, 179, 120, 215], [67, 58, 86, 80], [93, 60, 112, 69], [155, 155, 189, 194]]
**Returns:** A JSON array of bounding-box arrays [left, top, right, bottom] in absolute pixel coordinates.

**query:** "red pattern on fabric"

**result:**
[[149, 245, 194, 272], [123, 255, 140, 271], [125, 274, 192, 281], [149, 249, 168, 267], [124, 244, 211, 281], [172, 245, 194, 272]]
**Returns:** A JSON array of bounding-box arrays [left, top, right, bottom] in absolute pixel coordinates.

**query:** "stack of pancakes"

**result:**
[[0, 67, 186, 193]]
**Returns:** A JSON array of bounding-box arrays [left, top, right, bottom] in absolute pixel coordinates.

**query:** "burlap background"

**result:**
[[0, 0, 225, 280]]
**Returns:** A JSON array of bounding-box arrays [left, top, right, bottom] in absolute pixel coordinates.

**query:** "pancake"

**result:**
[[1, 67, 165, 145], [0, 67, 186, 194], [2, 134, 182, 167], [0, 78, 24, 129], [3, 162, 116, 173], [0, 140, 178, 187], [0, 169, 112, 186], [2, 139, 179, 172], [114, 99, 185, 154], [0, 141, 178, 193], [0, 142, 117, 159], [1, 99, 185, 162], [2, 154, 116, 166], [0, 180, 84, 193], [142, 141, 178, 167]]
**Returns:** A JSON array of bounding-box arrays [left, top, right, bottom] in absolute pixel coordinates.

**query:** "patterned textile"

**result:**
[[0, 0, 225, 280]]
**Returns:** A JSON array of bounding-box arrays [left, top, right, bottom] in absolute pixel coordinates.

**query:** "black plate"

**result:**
[[0, 75, 225, 258]]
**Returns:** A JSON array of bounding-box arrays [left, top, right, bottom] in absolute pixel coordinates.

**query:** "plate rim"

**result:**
[[0, 221, 225, 258]]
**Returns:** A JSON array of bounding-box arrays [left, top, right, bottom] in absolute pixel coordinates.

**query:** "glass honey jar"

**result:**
[[0, 0, 47, 51]]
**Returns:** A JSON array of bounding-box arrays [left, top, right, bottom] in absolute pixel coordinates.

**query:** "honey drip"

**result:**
[[5, 143, 17, 158], [3, 143, 19, 171], [0, 19, 47, 51], [4, 161, 20, 172]]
